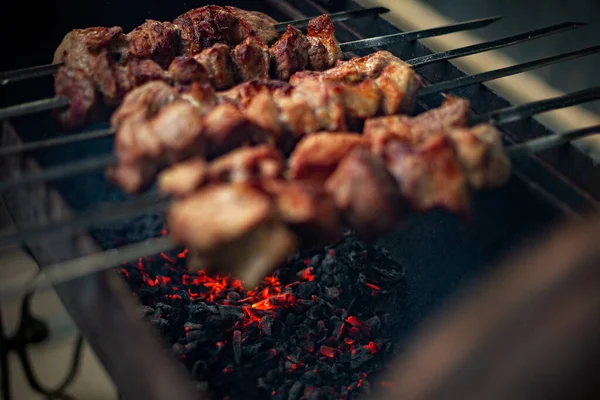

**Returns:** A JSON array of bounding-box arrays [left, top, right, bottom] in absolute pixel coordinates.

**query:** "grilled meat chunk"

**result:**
[[193, 44, 236, 90], [53, 67, 99, 130], [269, 26, 311, 81], [326, 148, 405, 239], [289, 133, 370, 182], [53, 26, 125, 72], [291, 79, 347, 132], [208, 145, 284, 183], [232, 37, 271, 81], [168, 183, 297, 288], [158, 158, 208, 197], [263, 180, 341, 247], [168, 56, 210, 84], [307, 15, 342, 69], [173, 6, 278, 55], [383, 134, 470, 216], [448, 124, 511, 189], [124, 20, 179, 68]]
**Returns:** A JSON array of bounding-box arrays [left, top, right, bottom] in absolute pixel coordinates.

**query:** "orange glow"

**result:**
[[177, 249, 189, 259], [251, 299, 272, 311], [320, 346, 336, 358], [120, 268, 130, 279], [328, 249, 335, 256], [364, 282, 381, 291], [365, 341, 379, 355], [160, 252, 176, 264], [298, 267, 315, 281]]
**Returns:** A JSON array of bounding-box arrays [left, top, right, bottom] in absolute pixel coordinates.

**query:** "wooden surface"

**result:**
[[357, 0, 600, 161]]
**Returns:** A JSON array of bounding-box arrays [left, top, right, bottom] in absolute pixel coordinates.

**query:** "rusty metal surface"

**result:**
[[0, 121, 201, 400]]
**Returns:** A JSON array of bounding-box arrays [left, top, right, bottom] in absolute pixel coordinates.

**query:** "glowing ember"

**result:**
[[118, 232, 406, 399], [320, 345, 336, 358]]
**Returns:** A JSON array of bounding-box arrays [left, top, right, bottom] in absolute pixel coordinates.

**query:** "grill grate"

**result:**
[[1, 0, 600, 399]]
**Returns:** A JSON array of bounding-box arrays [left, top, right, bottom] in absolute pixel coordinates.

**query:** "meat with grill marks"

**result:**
[[109, 52, 420, 193]]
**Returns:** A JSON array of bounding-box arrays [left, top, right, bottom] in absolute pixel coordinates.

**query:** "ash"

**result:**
[[120, 232, 406, 399]]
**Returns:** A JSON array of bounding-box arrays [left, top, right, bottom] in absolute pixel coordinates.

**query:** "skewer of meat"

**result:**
[[157, 98, 510, 285], [108, 51, 419, 193]]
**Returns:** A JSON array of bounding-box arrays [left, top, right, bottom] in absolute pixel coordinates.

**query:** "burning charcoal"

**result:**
[[191, 359, 207, 380], [366, 316, 381, 336], [138, 305, 154, 319], [350, 346, 374, 369], [184, 322, 203, 332], [259, 316, 274, 336], [288, 381, 304, 400], [300, 371, 318, 385], [186, 329, 208, 343], [242, 342, 263, 359], [304, 386, 321, 400], [227, 291, 241, 301], [233, 330, 242, 365], [286, 313, 298, 326], [265, 368, 279, 383]]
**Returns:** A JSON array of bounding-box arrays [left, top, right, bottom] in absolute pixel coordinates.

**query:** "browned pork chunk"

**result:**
[[263, 180, 341, 247], [124, 20, 179, 68], [269, 26, 311, 81], [448, 124, 511, 190], [326, 148, 405, 239], [168, 56, 210, 84], [231, 37, 271, 82], [168, 184, 297, 288], [383, 134, 471, 216], [173, 5, 278, 55], [306, 15, 342, 71], [53, 26, 125, 72], [53, 67, 99, 130], [289, 133, 370, 182]]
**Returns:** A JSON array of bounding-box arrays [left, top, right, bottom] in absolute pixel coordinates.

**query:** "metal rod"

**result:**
[[0, 7, 391, 87], [472, 86, 600, 125], [0, 63, 63, 86], [506, 125, 600, 156], [0, 128, 115, 157], [6, 124, 600, 295], [0, 154, 117, 193], [274, 6, 389, 30], [0, 96, 69, 120], [0, 236, 176, 299], [339, 15, 501, 52], [0, 16, 505, 120], [418, 44, 600, 97], [2, 87, 600, 250], [0, 193, 171, 250], [5, 42, 598, 158], [409, 22, 585, 67]]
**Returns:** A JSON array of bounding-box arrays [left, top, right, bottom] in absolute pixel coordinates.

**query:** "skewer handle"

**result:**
[[507, 125, 600, 156]]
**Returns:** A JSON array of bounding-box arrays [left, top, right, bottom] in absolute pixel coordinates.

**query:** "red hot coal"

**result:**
[[119, 232, 406, 399]]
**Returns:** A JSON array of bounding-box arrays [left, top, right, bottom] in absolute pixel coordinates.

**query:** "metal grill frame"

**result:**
[[1, 0, 599, 399]]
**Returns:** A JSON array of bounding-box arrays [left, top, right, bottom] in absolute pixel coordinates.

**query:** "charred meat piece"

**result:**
[[193, 44, 236, 90], [307, 15, 342, 70], [374, 60, 420, 115], [124, 20, 179, 68], [364, 114, 414, 156], [232, 37, 271, 82], [291, 79, 347, 132], [53, 67, 100, 130], [202, 103, 256, 157], [53, 26, 125, 72], [289, 133, 370, 182], [383, 134, 470, 216], [158, 158, 208, 197], [326, 148, 405, 239], [273, 91, 321, 144], [408, 95, 470, 140], [173, 6, 278, 55], [224, 6, 279, 46], [263, 180, 341, 248], [269, 26, 311, 81], [448, 124, 511, 189], [208, 145, 285, 183], [220, 79, 291, 108], [168, 56, 210, 85], [168, 183, 297, 288]]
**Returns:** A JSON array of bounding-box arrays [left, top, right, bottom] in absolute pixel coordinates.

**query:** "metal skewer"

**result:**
[[3, 122, 600, 297], [1, 88, 599, 250], [2, 41, 599, 158], [0, 15, 505, 120], [0, 6, 391, 87]]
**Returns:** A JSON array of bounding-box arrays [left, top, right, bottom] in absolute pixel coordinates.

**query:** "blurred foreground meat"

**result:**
[[374, 214, 600, 400]]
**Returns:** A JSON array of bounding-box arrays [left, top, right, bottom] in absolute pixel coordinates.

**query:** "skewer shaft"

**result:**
[[0, 96, 69, 120], [1, 88, 599, 250], [409, 22, 585, 67], [4, 123, 600, 296]]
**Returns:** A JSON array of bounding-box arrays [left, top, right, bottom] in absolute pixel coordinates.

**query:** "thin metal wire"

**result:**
[[409, 22, 585, 67], [340, 15, 501, 52], [275, 6, 390, 30], [418, 44, 600, 97], [0, 63, 63, 86]]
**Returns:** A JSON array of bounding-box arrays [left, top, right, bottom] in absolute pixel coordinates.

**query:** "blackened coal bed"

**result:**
[[119, 232, 406, 399]]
